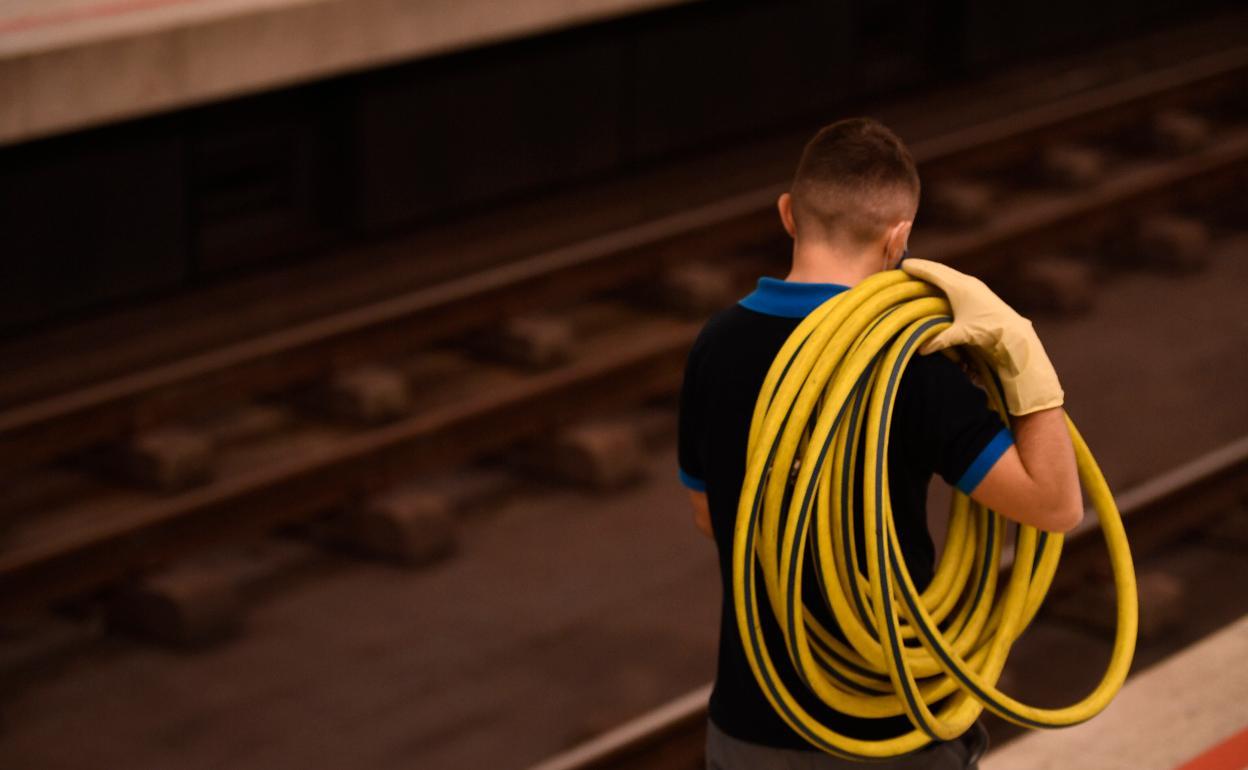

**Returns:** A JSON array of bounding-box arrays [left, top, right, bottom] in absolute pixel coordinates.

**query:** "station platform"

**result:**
[[985, 614, 1248, 770], [0, 0, 690, 146]]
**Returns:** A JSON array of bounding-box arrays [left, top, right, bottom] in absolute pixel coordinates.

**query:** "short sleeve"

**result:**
[[677, 329, 709, 492], [893, 351, 1014, 495]]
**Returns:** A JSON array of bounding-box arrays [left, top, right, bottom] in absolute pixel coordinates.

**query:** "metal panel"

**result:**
[[629, 1, 854, 160], [189, 88, 347, 277], [353, 27, 627, 233], [0, 126, 188, 333]]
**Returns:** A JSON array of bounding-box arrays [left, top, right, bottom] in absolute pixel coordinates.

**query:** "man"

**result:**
[[676, 117, 1083, 769]]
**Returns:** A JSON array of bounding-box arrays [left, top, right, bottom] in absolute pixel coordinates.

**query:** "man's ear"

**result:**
[[777, 192, 797, 238], [885, 220, 912, 268]]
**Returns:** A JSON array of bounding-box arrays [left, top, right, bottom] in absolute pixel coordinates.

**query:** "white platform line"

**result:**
[[527, 683, 712, 770]]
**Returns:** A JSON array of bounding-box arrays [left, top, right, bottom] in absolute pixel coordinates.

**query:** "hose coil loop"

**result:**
[[733, 270, 1138, 759]]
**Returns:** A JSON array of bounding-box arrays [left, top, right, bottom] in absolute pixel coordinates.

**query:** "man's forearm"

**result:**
[[1011, 407, 1082, 529]]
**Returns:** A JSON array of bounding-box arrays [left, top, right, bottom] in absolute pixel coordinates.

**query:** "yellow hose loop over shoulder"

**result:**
[[732, 270, 1138, 759]]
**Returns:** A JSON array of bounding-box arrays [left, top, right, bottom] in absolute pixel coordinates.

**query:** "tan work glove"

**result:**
[[902, 258, 1064, 416]]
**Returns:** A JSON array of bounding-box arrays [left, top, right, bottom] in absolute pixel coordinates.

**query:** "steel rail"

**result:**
[[1, 120, 1245, 615], [0, 322, 695, 612], [0, 48, 1244, 472]]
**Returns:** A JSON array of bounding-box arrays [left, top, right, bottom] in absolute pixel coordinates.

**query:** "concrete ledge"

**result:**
[[0, 0, 695, 146], [984, 615, 1248, 770]]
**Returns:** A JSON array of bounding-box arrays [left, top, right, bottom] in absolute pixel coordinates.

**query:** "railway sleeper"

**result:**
[[102, 541, 318, 648], [923, 180, 994, 227], [653, 263, 740, 318], [1134, 216, 1212, 274], [1000, 253, 1097, 316], [106, 564, 243, 648], [339, 489, 458, 567], [469, 314, 576, 370], [630, 405, 679, 449], [320, 364, 412, 424], [1202, 501, 1248, 549], [1038, 144, 1108, 189], [113, 426, 216, 492], [511, 418, 648, 491], [1151, 110, 1214, 155], [194, 403, 293, 447], [419, 466, 520, 518], [1047, 567, 1184, 643]]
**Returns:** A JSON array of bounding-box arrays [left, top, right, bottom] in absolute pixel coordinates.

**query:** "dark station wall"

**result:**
[[0, 0, 1233, 333]]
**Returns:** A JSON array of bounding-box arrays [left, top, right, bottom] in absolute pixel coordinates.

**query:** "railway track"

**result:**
[[526, 435, 1248, 770], [1, 48, 1247, 616]]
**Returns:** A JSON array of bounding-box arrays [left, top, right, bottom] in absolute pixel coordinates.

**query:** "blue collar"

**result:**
[[738, 276, 850, 318]]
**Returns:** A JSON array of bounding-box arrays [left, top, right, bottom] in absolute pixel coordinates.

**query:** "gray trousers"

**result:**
[[705, 718, 988, 770]]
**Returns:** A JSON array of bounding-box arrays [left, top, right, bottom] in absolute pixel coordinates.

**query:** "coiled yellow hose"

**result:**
[[733, 269, 1138, 759]]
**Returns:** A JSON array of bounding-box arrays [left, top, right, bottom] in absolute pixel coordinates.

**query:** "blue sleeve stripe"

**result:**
[[955, 427, 1015, 495], [679, 467, 707, 492]]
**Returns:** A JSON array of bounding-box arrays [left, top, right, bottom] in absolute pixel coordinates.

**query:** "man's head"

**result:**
[[778, 117, 919, 271]]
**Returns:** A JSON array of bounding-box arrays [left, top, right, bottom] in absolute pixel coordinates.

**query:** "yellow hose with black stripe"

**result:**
[[733, 269, 1138, 759]]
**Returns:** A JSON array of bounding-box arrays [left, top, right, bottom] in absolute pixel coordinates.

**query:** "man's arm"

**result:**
[[969, 407, 1083, 532], [902, 259, 1080, 533], [677, 325, 714, 540], [689, 491, 713, 538]]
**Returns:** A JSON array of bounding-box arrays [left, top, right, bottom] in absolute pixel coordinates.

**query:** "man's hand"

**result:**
[[902, 258, 1064, 416], [903, 259, 1082, 532], [689, 491, 713, 539]]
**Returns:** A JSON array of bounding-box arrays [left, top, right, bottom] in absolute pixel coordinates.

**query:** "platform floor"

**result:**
[[985, 615, 1248, 770]]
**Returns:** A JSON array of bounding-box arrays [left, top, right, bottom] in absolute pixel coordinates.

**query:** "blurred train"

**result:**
[[0, 0, 1236, 333]]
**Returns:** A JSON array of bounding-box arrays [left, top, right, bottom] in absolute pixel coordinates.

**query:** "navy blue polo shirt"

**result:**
[[677, 275, 1013, 750]]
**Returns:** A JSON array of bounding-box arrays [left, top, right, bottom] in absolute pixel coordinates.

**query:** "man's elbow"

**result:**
[[1037, 489, 1084, 533], [995, 481, 1083, 533], [693, 509, 714, 538], [1044, 505, 1083, 534]]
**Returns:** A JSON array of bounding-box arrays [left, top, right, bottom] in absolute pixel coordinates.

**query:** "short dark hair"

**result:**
[[790, 117, 920, 245]]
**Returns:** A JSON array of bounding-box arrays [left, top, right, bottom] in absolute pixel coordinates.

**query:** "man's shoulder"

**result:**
[[697, 303, 752, 338], [688, 305, 741, 362], [693, 303, 797, 353]]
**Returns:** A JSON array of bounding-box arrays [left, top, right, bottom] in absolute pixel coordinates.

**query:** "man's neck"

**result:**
[[784, 239, 881, 287]]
